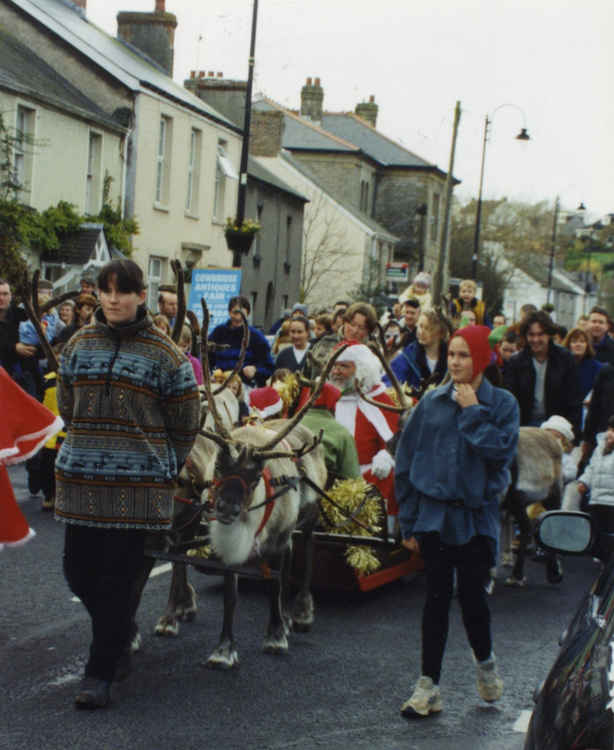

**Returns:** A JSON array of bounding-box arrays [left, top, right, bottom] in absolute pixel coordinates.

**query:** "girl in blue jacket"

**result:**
[[395, 325, 519, 718]]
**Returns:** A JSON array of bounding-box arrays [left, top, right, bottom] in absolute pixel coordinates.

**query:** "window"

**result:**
[[186, 128, 201, 214], [254, 204, 264, 256], [359, 180, 370, 213], [85, 131, 102, 215], [431, 193, 440, 242], [155, 116, 172, 206], [147, 256, 166, 310], [14, 105, 35, 202], [285, 215, 293, 265], [213, 140, 238, 221]]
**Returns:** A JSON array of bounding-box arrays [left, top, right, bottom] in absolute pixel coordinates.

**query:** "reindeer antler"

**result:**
[[22, 270, 59, 372], [212, 309, 249, 395], [200, 299, 234, 442], [355, 382, 408, 413], [366, 332, 411, 411], [39, 290, 80, 315], [256, 430, 324, 462], [254, 343, 350, 453], [170, 260, 186, 344]]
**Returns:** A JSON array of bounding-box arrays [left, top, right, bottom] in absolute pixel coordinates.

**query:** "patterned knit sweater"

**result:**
[[55, 307, 200, 530]]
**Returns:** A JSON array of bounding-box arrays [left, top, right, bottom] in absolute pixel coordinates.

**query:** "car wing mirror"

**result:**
[[536, 511, 594, 555]]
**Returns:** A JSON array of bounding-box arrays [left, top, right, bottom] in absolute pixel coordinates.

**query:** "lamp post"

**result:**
[[471, 105, 530, 279], [229, 0, 259, 268], [415, 203, 427, 271]]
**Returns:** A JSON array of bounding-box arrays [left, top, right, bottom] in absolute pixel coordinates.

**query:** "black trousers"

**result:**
[[63, 525, 155, 682], [420, 533, 493, 684]]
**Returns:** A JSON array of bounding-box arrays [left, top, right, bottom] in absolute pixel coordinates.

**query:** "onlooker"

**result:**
[[387, 309, 449, 392], [581, 364, 614, 466], [208, 295, 275, 388], [157, 285, 178, 326], [290, 302, 309, 319], [400, 298, 420, 347], [492, 313, 506, 328], [449, 279, 490, 326], [399, 272, 433, 311], [563, 327, 603, 401], [57, 293, 97, 345], [178, 324, 203, 385], [275, 315, 310, 372], [314, 314, 332, 339], [396, 325, 518, 717], [269, 308, 291, 335], [503, 310, 582, 438], [56, 259, 200, 708], [79, 276, 97, 297], [0, 278, 32, 382], [58, 300, 76, 327], [152, 314, 171, 336], [588, 306, 614, 365], [331, 308, 346, 333], [458, 309, 477, 327], [497, 330, 519, 377], [576, 314, 590, 332], [272, 320, 292, 356], [383, 320, 404, 361], [552, 325, 568, 346], [341, 301, 378, 344]]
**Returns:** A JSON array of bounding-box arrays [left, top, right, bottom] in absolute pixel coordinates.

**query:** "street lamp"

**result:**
[[415, 203, 427, 271], [471, 105, 530, 279]]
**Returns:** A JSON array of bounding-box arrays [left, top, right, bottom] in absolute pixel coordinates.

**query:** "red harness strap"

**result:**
[[255, 467, 276, 538]]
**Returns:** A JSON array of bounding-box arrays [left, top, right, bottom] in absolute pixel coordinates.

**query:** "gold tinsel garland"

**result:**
[[319, 477, 383, 577]]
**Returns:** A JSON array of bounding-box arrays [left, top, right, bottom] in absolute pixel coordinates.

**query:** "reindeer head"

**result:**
[[211, 442, 266, 525]]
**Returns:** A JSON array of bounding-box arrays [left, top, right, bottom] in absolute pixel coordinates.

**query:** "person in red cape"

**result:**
[[0, 367, 63, 549], [328, 344, 400, 531]]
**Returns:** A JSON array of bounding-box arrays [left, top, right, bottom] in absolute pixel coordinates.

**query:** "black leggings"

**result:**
[[420, 533, 493, 684], [63, 525, 154, 681]]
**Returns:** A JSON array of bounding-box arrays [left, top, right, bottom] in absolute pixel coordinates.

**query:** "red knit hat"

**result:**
[[249, 387, 283, 419], [296, 383, 341, 413], [450, 325, 492, 379]]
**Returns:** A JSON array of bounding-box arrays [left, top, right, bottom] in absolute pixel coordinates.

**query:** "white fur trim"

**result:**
[[0, 527, 36, 550], [3, 416, 64, 466], [336, 388, 394, 444]]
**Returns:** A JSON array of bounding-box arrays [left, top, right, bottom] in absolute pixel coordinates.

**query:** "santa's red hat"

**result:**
[[0, 367, 64, 549], [249, 386, 283, 419]]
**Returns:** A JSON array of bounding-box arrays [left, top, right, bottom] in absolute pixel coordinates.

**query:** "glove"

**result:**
[[371, 449, 395, 479]]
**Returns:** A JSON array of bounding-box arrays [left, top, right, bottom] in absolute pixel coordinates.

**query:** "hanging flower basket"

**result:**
[[224, 218, 260, 255]]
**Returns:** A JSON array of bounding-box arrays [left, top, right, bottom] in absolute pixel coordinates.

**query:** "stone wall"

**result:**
[[249, 111, 284, 157], [290, 152, 366, 212], [184, 74, 246, 128]]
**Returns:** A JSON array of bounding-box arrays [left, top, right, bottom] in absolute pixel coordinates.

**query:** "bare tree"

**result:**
[[300, 192, 361, 303]]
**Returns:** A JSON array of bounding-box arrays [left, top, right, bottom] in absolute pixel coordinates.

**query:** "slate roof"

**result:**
[[248, 156, 308, 203], [0, 28, 124, 132], [513, 255, 585, 294], [278, 150, 398, 243], [7, 0, 240, 132], [254, 98, 360, 153], [321, 113, 433, 168], [41, 226, 104, 265]]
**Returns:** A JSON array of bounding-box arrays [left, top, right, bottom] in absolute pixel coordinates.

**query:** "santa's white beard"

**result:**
[[329, 374, 356, 394]]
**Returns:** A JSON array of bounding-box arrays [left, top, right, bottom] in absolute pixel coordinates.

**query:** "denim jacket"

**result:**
[[395, 377, 519, 545]]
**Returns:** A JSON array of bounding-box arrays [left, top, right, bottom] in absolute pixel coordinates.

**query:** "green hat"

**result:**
[[488, 325, 508, 349]]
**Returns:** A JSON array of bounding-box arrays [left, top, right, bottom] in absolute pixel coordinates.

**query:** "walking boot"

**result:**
[[401, 676, 442, 718], [476, 655, 503, 702], [74, 677, 111, 709]]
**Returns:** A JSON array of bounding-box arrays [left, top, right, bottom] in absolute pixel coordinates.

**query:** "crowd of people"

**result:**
[[3, 262, 614, 715]]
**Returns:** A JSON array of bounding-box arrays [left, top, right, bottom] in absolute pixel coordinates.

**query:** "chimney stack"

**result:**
[[355, 95, 378, 127], [300, 76, 324, 122], [117, 1, 178, 77], [250, 111, 285, 157], [71, 0, 86, 15], [184, 73, 248, 128]]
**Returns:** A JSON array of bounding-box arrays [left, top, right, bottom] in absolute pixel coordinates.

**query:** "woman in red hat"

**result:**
[[0, 367, 63, 549], [395, 326, 519, 717]]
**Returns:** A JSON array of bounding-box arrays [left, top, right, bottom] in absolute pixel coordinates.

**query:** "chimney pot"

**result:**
[[154, 0, 164, 12], [217, 71, 223, 78], [315, 77, 321, 86], [72, 0, 86, 11], [208, 71, 215, 77], [198, 70, 205, 78], [369, 95, 375, 103], [306, 77, 312, 86], [190, 70, 195, 79]]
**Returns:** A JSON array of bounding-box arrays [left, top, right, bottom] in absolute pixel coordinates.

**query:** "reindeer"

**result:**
[[502, 427, 564, 586], [191, 303, 349, 668]]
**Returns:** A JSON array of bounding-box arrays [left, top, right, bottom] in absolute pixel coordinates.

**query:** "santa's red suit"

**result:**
[[0, 367, 63, 549], [335, 383, 399, 514]]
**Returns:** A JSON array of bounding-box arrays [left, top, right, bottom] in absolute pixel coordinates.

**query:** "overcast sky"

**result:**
[[88, 0, 613, 219]]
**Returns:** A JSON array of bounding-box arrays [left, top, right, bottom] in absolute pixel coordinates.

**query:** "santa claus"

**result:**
[[329, 344, 400, 526]]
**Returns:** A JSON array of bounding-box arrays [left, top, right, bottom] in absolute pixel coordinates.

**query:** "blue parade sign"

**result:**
[[187, 268, 242, 330]]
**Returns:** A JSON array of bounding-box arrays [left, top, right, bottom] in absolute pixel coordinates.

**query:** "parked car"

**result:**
[[524, 510, 614, 749]]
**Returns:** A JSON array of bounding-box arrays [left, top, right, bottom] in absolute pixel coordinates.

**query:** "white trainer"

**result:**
[[400, 676, 443, 718], [476, 655, 503, 702]]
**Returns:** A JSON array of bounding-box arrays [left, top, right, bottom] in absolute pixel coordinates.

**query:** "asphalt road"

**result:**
[[1, 465, 597, 750]]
